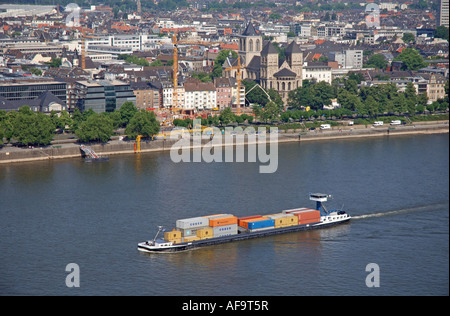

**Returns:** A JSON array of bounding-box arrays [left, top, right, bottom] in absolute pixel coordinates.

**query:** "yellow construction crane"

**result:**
[[135, 135, 142, 153], [81, 30, 101, 70], [170, 35, 223, 115], [172, 34, 179, 114], [224, 57, 245, 115]]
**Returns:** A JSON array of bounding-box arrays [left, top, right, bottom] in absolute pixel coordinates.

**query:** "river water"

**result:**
[[0, 134, 448, 296]]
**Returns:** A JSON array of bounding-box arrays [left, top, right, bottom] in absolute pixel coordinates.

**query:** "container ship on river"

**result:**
[[137, 193, 351, 253]]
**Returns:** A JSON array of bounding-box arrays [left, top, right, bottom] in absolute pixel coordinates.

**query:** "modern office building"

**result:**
[[0, 78, 67, 104], [74, 80, 136, 113]]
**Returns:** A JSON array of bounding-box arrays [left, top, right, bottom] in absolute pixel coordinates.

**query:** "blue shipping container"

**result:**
[[248, 219, 275, 230]]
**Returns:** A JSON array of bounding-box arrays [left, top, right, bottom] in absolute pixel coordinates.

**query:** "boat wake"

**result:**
[[351, 202, 448, 220]]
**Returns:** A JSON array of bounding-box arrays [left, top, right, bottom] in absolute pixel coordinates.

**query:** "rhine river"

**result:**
[[0, 134, 448, 296]]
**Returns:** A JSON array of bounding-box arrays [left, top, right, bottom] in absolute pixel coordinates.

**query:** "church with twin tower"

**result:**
[[225, 22, 304, 105]]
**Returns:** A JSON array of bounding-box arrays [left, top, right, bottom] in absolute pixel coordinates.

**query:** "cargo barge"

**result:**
[[137, 193, 351, 253]]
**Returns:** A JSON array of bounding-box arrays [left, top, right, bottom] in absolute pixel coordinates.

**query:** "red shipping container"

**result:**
[[291, 210, 320, 223], [299, 218, 321, 225], [238, 215, 262, 227], [240, 217, 268, 229], [210, 216, 238, 227]]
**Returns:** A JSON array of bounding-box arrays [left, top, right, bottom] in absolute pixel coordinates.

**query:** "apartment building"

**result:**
[[130, 81, 161, 109], [440, 0, 449, 27], [184, 78, 216, 110], [214, 77, 233, 109], [328, 50, 363, 69], [303, 64, 332, 84]]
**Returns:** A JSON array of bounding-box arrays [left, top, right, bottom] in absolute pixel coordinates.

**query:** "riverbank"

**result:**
[[0, 121, 448, 164]]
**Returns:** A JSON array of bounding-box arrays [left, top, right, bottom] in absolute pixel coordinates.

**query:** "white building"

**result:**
[[329, 50, 363, 69], [303, 65, 332, 84], [184, 80, 217, 110], [85, 35, 160, 52]]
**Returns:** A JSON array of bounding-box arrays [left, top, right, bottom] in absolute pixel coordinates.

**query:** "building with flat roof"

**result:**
[[74, 80, 136, 113], [0, 78, 66, 104]]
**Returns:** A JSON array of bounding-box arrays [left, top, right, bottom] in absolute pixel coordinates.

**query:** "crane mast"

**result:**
[[172, 34, 178, 114]]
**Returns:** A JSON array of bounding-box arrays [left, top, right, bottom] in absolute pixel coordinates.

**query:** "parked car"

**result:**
[[390, 120, 401, 125], [373, 121, 384, 127]]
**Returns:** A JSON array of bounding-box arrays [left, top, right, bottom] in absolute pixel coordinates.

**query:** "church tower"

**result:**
[[260, 41, 279, 91], [238, 22, 262, 66], [285, 41, 303, 90]]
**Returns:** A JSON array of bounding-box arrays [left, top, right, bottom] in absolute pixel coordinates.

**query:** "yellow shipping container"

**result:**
[[164, 230, 181, 241], [183, 236, 200, 242], [171, 238, 182, 244], [284, 215, 298, 227], [197, 227, 213, 239], [273, 218, 283, 228]]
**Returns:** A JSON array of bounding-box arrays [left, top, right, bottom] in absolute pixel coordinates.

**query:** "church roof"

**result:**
[[261, 41, 278, 56], [241, 22, 258, 36], [285, 41, 302, 55], [246, 55, 261, 71], [273, 68, 297, 77]]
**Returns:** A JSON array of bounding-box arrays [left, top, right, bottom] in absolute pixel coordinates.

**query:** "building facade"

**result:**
[[440, 0, 449, 27], [184, 79, 216, 110], [0, 78, 67, 104], [328, 50, 363, 69], [74, 80, 136, 113]]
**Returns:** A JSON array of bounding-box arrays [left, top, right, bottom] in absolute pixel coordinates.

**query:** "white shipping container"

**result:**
[[204, 213, 234, 219], [283, 208, 308, 214], [267, 214, 294, 219], [248, 226, 275, 233], [176, 217, 210, 229], [212, 224, 237, 237]]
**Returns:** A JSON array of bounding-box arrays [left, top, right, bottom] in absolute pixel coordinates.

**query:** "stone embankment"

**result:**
[[0, 121, 448, 164]]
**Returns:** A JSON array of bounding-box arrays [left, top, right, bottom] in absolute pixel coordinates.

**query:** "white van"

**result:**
[[320, 124, 331, 130], [390, 120, 401, 125], [373, 121, 384, 127]]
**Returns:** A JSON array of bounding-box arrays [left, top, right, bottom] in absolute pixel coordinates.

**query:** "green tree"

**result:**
[[402, 32, 415, 43], [434, 26, 449, 41], [1, 110, 17, 141], [192, 72, 212, 82], [13, 106, 55, 146], [287, 80, 336, 110], [364, 54, 388, 69], [58, 110, 73, 132], [261, 101, 282, 122], [212, 50, 238, 78], [46, 58, 62, 68], [71, 108, 84, 132], [219, 107, 234, 125], [76, 113, 114, 143], [119, 101, 138, 127], [125, 110, 160, 139], [337, 89, 361, 111], [394, 48, 427, 70], [348, 72, 365, 84], [150, 59, 163, 67]]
